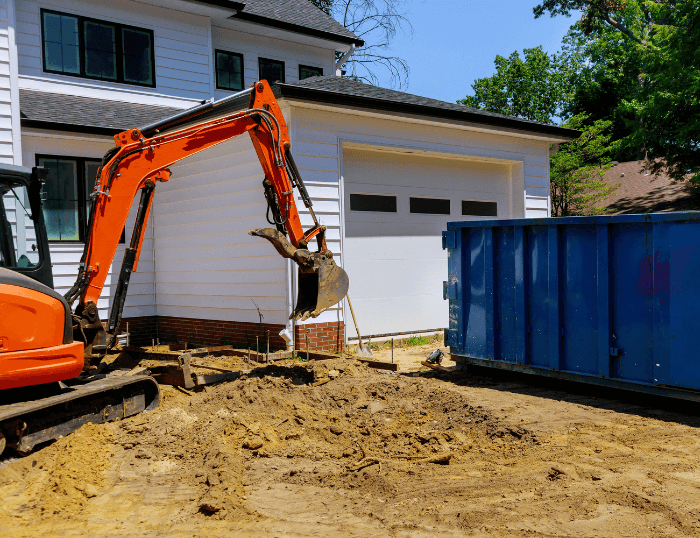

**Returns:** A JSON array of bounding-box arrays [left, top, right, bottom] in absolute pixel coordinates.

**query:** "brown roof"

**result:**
[[602, 160, 700, 214]]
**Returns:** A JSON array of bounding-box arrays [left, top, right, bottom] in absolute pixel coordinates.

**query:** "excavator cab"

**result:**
[[0, 165, 53, 289]]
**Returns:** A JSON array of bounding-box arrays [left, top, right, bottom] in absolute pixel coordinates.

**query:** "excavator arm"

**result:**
[[63, 81, 348, 366]]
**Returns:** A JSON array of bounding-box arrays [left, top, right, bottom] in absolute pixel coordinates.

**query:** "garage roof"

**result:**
[[276, 76, 580, 140]]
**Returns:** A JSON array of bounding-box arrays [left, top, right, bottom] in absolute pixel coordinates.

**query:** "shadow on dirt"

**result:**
[[418, 365, 700, 428]]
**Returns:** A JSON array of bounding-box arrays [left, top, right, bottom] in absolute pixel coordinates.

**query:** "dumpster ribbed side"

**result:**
[[443, 212, 700, 400]]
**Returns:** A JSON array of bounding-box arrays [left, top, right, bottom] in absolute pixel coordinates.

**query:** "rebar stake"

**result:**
[[306, 332, 309, 361], [267, 331, 270, 363], [392, 338, 394, 363]]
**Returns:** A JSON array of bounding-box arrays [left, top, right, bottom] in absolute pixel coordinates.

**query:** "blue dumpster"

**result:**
[[443, 212, 700, 400]]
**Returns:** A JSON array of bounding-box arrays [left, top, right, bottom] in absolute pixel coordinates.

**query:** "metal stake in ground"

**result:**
[[267, 331, 270, 364], [306, 332, 309, 361], [391, 338, 394, 363]]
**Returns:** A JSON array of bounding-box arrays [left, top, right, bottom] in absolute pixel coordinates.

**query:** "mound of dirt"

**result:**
[[104, 358, 534, 521], [0, 357, 539, 536], [0, 424, 112, 519]]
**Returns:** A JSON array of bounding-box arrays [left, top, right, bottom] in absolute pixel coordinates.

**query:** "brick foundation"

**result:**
[[120, 316, 345, 352], [118, 316, 157, 346], [295, 322, 345, 353]]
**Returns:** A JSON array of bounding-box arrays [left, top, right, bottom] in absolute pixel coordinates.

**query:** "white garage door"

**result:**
[[342, 148, 511, 339]]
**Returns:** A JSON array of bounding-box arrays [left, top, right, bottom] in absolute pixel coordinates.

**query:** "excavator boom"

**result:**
[[64, 81, 348, 365]]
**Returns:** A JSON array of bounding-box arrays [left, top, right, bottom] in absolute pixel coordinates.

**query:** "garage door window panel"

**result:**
[[410, 197, 450, 215], [350, 193, 397, 213], [463, 200, 498, 217]]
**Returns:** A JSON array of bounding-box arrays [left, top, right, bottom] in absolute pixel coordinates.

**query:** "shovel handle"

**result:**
[[346, 294, 364, 349]]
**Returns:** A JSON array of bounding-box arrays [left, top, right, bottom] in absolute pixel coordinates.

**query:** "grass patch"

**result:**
[[348, 332, 443, 352]]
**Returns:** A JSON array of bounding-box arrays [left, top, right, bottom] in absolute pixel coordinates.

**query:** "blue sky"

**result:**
[[369, 0, 579, 104]]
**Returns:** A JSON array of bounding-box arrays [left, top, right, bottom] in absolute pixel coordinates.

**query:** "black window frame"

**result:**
[[258, 57, 285, 83], [299, 64, 323, 80], [40, 9, 156, 88], [462, 200, 498, 217], [409, 196, 451, 215], [36, 154, 125, 244], [215, 49, 244, 91], [349, 193, 397, 213]]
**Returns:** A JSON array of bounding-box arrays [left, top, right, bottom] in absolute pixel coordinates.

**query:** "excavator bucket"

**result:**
[[250, 228, 349, 321]]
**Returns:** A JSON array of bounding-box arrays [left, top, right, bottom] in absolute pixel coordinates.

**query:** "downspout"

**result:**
[[335, 44, 356, 76]]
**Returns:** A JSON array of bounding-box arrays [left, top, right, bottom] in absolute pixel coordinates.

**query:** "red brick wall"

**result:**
[[118, 316, 157, 346], [156, 317, 287, 349], [121, 316, 345, 352], [295, 322, 345, 353]]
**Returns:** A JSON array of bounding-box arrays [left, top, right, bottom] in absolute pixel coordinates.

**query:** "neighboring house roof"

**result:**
[[602, 160, 699, 213], [229, 0, 363, 47], [276, 76, 580, 140], [19, 90, 181, 135]]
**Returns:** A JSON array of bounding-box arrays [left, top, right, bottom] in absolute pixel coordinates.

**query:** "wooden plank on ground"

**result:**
[[420, 360, 453, 372], [357, 358, 398, 371]]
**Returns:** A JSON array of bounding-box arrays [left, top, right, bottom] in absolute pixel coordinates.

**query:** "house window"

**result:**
[[299, 65, 323, 80], [350, 193, 397, 213], [41, 10, 155, 87], [462, 200, 498, 217], [410, 197, 450, 215], [37, 155, 124, 243], [259, 58, 285, 83], [215, 50, 244, 91]]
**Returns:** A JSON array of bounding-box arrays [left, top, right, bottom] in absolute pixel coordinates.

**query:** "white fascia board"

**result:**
[[213, 18, 352, 52], [18, 75, 201, 109], [284, 99, 575, 144], [21, 128, 115, 143]]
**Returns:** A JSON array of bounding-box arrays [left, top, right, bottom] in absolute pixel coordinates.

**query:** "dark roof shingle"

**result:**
[[20, 90, 182, 134], [232, 0, 363, 46]]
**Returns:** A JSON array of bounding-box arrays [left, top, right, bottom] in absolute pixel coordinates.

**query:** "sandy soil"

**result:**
[[2, 347, 700, 537]]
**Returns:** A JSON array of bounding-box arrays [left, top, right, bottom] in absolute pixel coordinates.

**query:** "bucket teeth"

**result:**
[[250, 228, 349, 320]]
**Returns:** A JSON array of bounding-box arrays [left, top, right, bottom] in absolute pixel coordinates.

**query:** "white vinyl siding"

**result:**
[[152, 136, 287, 324], [524, 146, 551, 216], [211, 24, 335, 100], [0, 0, 19, 164], [15, 0, 213, 100]]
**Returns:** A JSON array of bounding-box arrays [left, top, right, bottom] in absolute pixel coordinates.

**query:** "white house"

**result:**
[[0, 0, 578, 350]]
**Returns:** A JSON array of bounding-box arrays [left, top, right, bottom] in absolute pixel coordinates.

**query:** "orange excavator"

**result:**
[[0, 81, 348, 456]]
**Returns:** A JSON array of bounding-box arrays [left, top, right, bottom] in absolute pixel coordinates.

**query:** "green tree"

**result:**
[[556, 24, 642, 161], [458, 46, 562, 124], [534, 0, 700, 182], [550, 114, 619, 216]]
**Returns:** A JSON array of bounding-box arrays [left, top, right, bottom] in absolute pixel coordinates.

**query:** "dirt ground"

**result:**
[[2, 345, 700, 537]]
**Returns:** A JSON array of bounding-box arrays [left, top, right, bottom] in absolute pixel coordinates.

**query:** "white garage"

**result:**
[[341, 147, 511, 339]]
